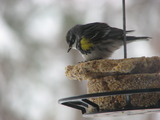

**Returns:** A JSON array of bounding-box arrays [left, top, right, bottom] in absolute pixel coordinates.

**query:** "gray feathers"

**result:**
[[66, 22, 150, 61]]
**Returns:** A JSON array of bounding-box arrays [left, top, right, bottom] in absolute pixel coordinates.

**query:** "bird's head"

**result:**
[[66, 25, 81, 53]]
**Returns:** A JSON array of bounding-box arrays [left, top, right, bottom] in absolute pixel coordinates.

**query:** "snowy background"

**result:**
[[0, 0, 160, 120]]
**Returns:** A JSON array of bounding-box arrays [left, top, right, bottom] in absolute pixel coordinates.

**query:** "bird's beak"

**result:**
[[67, 47, 71, 53]]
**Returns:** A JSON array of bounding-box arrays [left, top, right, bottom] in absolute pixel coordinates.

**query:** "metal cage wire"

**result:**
[[58, 88, 160, 116]]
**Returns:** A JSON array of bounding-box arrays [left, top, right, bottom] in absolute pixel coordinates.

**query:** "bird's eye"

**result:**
[[66, 31, 72, 44], [71, 35, 76, 44]]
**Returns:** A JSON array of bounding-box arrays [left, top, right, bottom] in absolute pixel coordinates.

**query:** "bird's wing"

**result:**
[[81, 23, 134, 43], [81, 23, 111, 43], [106, 27, 124, 39]]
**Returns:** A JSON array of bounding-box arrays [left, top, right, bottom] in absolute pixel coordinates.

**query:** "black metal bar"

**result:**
[[62, 102, 86, 114], [59, 88, 160, 103], [70, 101, 88, 108], [122, 0, 127, 58], [59, 88, 160, 115], [82, 99, 99, 112], [61, 99, 100, 114], [122, 0, 131, 106]]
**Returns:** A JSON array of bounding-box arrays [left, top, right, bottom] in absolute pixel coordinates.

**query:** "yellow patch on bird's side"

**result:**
[[80, 37, 94, 51]]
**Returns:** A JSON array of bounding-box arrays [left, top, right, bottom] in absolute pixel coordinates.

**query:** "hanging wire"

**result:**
[[122, 0, 131, 105], [122, 0, 127, 58]]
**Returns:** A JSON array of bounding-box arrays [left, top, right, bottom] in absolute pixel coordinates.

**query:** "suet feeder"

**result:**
[[58, 0, 160, 117]]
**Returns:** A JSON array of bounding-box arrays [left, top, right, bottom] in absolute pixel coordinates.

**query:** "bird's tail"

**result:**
[[126, 36, 151, 41]]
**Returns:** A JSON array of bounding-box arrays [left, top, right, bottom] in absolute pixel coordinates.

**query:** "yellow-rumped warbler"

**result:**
[[66, 22, 150, 61]]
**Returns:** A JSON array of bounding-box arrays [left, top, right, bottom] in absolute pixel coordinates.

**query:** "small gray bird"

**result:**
[[66, 22, 150, 61]]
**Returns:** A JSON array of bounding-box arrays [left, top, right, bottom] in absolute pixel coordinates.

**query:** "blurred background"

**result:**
[[0, 0, 160, 120]]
